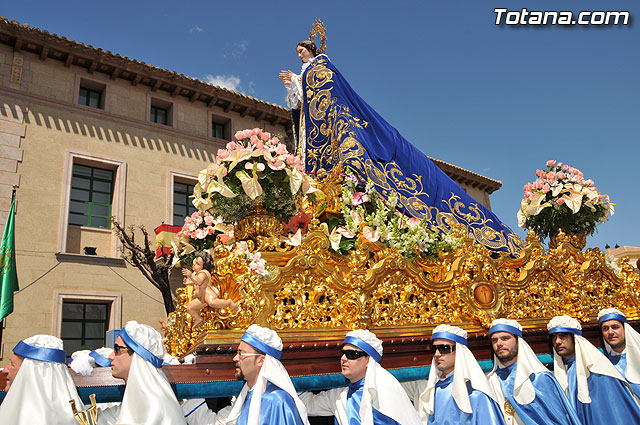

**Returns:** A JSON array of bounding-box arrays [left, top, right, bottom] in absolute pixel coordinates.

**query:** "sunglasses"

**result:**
[[113, 343, 130, 355], [341, 349, 368, 360], [431, 344, 455, 355]]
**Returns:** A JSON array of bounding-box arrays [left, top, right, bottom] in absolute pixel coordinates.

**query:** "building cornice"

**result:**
[[0, 16, 291, 126]]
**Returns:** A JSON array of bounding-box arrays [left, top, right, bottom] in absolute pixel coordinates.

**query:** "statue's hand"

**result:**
[[279, 70, 293, 86], [181, 268, 192, 278]]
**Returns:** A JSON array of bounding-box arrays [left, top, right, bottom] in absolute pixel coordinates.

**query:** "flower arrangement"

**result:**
[[517, 160, 615, 240], [328, 172, 463, 258], [193, 128, 316, 224], [171, 210, 232, 267]]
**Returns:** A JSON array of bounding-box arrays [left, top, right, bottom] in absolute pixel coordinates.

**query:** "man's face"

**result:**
[[491, 331, 519, 366], [432, 339, 456, 376], [552, 333, 576, 361], [340, 344, 369, 383], [108, 336, 133, 381], [601, 320, 626, 352], [232, 341, 264, 386], [3, 353, 24, 391]]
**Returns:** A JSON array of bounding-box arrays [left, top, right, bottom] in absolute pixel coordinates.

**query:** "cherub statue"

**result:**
[[182, 251, 238, 328]]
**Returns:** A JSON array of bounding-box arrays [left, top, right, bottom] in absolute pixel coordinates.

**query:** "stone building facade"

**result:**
[[0, 17, 503, 360]]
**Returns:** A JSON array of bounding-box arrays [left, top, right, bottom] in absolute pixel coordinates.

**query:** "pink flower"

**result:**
[[242, 129, 253, 138], [546, 160, 556, 168], [542, 183, 551, 193], [406, 217, 421, 228], [204, 215, 215, 226], [250, 135, 260, 145], [219, 233, 232, 244], [546, 172, 556, 181], [562, 164, 569, 171], [252, 128, 261, 136], [260, 131, 271, 141], [584, 179, 594, 187], [524, 190, 533, 199], [217, 150, 230, 161], [352, 192, 369, 206], [271, 136, 280, 144], [268, 159, 286, 170], [575, 175, 584, 183], [276, 143, 288, 155], [184, 217, 193, 225], [207, 226, 216, 235], [245, 162, 265, 172], [283, 212, 312, 235], [285, 155, 296, 165], [557, 198, 565, 205], [536, 169, 543, 177], [234, 130, 244, 140], [557, 172, 566, 180], [255, 139, 264, 150]]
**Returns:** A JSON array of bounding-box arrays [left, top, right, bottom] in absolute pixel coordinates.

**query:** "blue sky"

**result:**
[[4, 1, 638, 249]]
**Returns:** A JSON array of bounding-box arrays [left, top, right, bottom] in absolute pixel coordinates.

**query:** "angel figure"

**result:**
[[182, 251, 238, 328]]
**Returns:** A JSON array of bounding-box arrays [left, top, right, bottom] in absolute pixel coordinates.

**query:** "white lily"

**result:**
[[236, 169, 263, 200], [286, 166, 303, 195], [226, 148, 254, 172]]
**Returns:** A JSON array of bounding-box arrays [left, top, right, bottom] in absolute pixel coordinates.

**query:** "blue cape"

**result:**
[[495, 362, 581, 425], [606, 352, 640, 399], [427, 374, 506, 425], [237, 382, 305, 425], [302, 56, 523, 255], [566, 356, 640, 424], [344, 378, 400, 425]]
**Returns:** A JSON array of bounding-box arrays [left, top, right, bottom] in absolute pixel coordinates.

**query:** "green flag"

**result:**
[[0, 197, 19, 322]]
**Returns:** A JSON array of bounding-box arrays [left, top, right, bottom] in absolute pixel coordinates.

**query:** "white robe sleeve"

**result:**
[[98, 404, 120, 425], [298, 388, 342, 416], [286, 73, 303, 109], [182, 399, 218, 425], [401, 379, 428, 408]]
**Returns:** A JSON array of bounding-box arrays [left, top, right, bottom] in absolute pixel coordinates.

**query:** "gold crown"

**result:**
[[310, 19, 327, 54]]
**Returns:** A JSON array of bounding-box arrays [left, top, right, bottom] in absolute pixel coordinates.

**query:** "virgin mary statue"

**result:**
[[280, 38, 523, 256]]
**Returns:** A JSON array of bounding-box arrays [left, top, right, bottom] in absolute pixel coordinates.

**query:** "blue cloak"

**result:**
[[606, 352, 640, 399], [344, 378, 399, 425], [427, 374, 506, 425], [566, 356, 640, 425], [237, 382, 305, 425], [495, 362, 582, 425], [302, 55, 523, 255]]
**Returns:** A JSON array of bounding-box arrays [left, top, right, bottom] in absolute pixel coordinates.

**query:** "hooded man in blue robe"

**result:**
[[547, 315, 640, 425], [405, 324, 506, 424], [215, 324, 309, 425], [598, 308, 640, 399], [486, 318, 582, 425]]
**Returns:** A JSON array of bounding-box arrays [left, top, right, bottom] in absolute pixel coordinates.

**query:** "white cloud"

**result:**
[[248, 81, 256, 94], [189, 26, 203, 33], [205, 74, 242, 92], [224, 40, 249, 58]]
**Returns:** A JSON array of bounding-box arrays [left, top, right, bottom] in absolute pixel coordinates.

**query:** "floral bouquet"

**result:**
[[326, 172, 463, 258], [192, 128, 316, 224], [517, 160, 615, 240], [171, 210, 232, 267]]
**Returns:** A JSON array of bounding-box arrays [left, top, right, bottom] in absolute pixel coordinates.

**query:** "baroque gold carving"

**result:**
[[165, 218, 640, 357]]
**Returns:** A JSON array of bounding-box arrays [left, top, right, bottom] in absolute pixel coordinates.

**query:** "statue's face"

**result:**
[[297, 45, 313, 63], [192, 257, 204, 272]]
